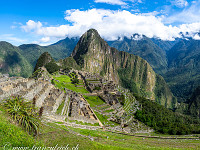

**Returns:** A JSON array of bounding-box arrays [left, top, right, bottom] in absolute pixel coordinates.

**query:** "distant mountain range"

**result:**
[[19, 37, 78, 67], [108, 36, 169, 74], [108, 37, 200, 103], [1, 31, 200, 105]]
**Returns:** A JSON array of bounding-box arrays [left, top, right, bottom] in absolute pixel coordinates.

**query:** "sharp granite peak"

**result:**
[[71, 29, 177, 108]]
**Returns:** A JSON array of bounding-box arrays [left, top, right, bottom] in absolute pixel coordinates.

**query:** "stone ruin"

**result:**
[[0, 69, 143, 132], [78, 71, 117, 93], [68, 92, 102, 125], [0, 74, 102, 126]]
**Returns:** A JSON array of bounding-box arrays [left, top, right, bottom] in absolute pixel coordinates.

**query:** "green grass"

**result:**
[[1, 108, 199, 150], [0, 106, 42, 148], [65, 126, 200, 150], [104, 109, 115, 113], [98, 105, 110, 110], [66, 119, 99, 126], [56, 100, 65, 115], [83, 95, 106, 107], [54, 75, 89, 93], [38, 122, 132, 150], [94, 111, 119, 127], [83, 96, 118, 126]]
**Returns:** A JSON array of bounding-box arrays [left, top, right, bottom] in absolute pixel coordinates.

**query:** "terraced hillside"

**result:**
[[0, 66, 151, 134]]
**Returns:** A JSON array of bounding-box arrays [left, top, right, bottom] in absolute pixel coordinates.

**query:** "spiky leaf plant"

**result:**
[[3, 96, 40, 136]]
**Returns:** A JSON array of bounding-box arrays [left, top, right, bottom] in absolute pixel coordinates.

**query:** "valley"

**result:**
[[0, 29, 200, 149], [0, 67, 199, 149]]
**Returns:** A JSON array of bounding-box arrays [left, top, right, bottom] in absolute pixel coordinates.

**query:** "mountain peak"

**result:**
[[81, 28, 101, 42], [71, 29, 108, 66], [85, 28, 99, 35], [34, 52, 54, 71], [0, 41, 16, 48]]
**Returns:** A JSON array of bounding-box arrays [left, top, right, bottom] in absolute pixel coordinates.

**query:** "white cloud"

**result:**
[[165, 0, 200, 24], [0, 34, 26, 43], [94, 0, 126, 5], [193, 34, 200, 40], [10, 26, 17, 29], [94, 0, 143, 6], [171, 0, 188, 8], [40, 37, 50, 43], [21, 9, 200, 44], [21, 20, 42, 32]]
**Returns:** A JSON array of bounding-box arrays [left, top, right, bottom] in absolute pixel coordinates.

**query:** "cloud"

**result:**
[[21, 9, 200, 44], [0, 34, 26, 43], [171, 0, 188, 8], [94, 0, 126, 5], [21, 20, 42, 32], [165, 0, 200, 24], [10, 26, 17, 29], [40, 37, 50, 42], [94, 0, 142, 6]]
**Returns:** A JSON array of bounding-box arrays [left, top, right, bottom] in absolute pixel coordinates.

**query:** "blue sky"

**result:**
[[1, 0, 200, 46]]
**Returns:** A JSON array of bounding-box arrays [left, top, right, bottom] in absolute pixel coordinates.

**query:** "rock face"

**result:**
[[0, 42, 32, 77], [72, 29, 176, 108]]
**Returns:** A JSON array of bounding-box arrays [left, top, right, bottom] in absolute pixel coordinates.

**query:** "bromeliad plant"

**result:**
[[3, 96, 40, 136]]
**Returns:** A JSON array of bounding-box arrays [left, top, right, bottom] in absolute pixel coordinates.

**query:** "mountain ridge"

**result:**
[[71, 29, 177, 108], [0, 41, 32, 77], [108, 36, 169, 74]]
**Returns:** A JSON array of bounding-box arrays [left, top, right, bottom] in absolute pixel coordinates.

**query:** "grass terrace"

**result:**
[[83, 95, 106, 107], [53, 75, 89, 94]]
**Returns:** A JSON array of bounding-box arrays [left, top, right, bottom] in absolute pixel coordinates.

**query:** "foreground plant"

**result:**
[[3, 96, 40, 136]]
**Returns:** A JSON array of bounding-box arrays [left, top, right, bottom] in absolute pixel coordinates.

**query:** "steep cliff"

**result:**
[[72, 29, 176, 108]]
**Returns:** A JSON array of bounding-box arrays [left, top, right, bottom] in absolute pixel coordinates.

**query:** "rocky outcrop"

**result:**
[[71, 29, 176, 108]]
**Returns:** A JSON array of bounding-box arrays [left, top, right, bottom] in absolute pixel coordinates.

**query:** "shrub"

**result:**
[[3, 96, 40, 135], [69, 72, 79, 85], [45, 61, 61, 74], [94, 86, 101, 91]]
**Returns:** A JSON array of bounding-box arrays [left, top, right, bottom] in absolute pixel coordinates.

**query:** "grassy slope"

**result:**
[[0, 106, 42, 148], [38, 122, 200, 150], [1, 109, 199, 150], [53, 75, 89, 93]]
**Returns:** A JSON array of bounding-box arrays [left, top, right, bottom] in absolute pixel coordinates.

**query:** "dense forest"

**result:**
[[134, 94, 200, 135]]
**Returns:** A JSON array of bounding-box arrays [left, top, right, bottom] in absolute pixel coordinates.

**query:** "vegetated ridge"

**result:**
[[71, 29, 177, 109]]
